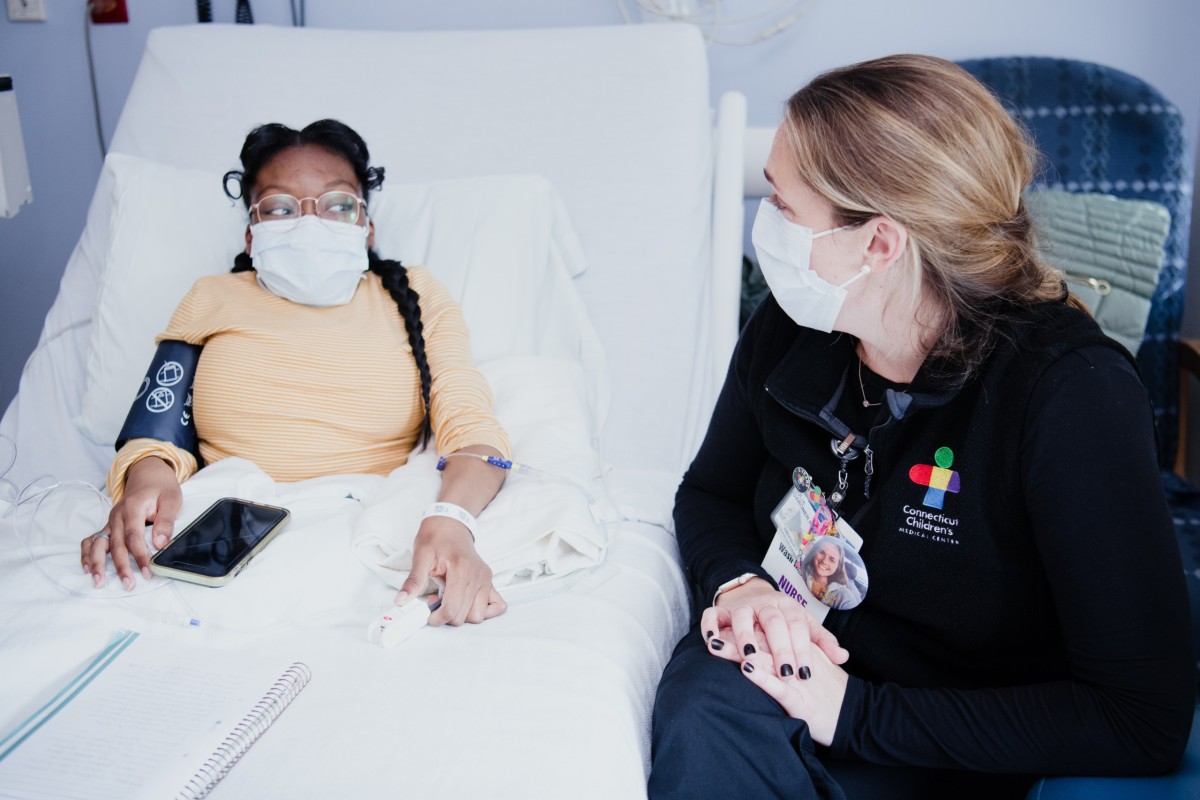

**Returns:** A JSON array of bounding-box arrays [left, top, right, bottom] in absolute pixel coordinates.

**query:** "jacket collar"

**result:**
[[764, 324, 963, 428]]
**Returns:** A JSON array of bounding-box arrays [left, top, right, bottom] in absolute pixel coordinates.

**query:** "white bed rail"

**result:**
[[678, 90, 748, 467], [710, 91, 748, 381]]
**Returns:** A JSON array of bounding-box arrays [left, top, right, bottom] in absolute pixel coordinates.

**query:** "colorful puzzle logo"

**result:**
[[908, 446, 961, 510]]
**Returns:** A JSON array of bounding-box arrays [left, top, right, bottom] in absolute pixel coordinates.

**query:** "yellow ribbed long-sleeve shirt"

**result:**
[[107, 267, 509, 500]]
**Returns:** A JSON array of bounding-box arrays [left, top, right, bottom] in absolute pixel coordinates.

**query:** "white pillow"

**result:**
[[74, 154, 606, 446], [75, 154, 247, 445]]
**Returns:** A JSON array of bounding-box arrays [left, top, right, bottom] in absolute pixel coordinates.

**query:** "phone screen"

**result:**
[[152, 499, 289, 579]]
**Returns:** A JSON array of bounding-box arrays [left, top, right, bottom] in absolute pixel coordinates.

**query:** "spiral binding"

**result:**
[[176, 662, 313, 800]]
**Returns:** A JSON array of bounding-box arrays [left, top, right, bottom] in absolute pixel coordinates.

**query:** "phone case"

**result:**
[[149, 497, 291, 587]]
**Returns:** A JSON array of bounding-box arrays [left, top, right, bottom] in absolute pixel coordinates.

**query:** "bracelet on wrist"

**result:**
[[712, 572, 758, 605]]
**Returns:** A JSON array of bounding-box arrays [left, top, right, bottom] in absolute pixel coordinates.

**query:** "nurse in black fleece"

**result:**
[[648, 54, 1194, 799]]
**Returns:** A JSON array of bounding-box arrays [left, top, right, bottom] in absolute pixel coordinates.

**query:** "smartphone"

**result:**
[[149, 497, 291, 587]]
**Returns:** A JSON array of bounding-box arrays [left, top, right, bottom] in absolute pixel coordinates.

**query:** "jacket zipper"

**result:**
[[766, 386, 873, 515]]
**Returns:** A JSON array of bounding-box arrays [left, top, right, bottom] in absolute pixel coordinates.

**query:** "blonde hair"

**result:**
[[781, 54, 1084, 380]]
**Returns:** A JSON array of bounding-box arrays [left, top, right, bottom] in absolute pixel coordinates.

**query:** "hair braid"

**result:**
[[370, 252, 433, 450]]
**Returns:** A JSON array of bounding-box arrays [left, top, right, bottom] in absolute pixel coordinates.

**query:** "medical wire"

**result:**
[[11, 475, 176, 603], [5, 466, 367, 634], [82, 3, 108, 159], [435, 451, 607, 527], [616, 0, 808, 46], [4, 435, 613, 633], [434, 451, 618, 602]]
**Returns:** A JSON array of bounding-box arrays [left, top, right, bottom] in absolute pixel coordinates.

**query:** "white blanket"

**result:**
[[351, 448, 608, 597]]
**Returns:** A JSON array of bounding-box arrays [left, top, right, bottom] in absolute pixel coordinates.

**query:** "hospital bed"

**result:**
[[0, 23, 747, 798]]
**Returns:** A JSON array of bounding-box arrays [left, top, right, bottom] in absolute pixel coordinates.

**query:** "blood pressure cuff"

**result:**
[[115, 340, 203, 456]]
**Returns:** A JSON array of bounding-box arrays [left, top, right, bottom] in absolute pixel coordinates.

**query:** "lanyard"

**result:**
[[828, 433, 873, 513], [819, 363, 875, 514]]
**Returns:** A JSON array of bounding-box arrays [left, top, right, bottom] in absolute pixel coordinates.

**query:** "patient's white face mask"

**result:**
[[751, 198, 869, 333], [250, 216, 369, 307]]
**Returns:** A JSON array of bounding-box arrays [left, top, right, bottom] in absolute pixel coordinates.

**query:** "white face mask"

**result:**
[[249, 216, 369, 306], [751, 198, 869, 333]]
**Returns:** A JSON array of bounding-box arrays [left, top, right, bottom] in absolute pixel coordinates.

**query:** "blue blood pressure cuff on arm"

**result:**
[[115, 340, 203, 456]]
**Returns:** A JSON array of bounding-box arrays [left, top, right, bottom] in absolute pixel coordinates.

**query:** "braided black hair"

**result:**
[[225, 120, 433, 448]]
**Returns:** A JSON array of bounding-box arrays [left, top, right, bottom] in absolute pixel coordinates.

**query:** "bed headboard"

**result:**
[[101, 23, 733, 474]]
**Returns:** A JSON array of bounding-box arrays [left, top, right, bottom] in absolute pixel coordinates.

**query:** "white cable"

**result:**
[[617, 0, 808, 46], [706, 11, 804, 45], [3, 451, 363, 631], [634, 0, 718, 22], [697, 0, 798, 26]]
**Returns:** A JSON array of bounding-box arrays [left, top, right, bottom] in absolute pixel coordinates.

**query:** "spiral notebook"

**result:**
[[0, 630, 311, 800]]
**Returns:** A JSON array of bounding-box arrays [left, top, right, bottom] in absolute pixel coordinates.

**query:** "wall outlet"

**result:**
[[6, 0, 46, 22]]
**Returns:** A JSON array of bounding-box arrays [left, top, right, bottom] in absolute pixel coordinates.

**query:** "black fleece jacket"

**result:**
[[675, 294, 1195, 778]]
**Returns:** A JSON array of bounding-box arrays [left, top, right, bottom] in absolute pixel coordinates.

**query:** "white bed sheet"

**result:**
[[0, 22, 730, 799], [0, 476, 687, 799]]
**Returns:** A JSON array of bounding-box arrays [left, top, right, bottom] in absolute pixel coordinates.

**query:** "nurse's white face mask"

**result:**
[[250, 216, 369, 307], [751, 198, 870, 333]]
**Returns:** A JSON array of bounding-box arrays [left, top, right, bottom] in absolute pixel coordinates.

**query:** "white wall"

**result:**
[[2, 0, 1199, 425]]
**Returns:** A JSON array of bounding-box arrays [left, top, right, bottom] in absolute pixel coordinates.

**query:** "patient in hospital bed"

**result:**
[[80, 119, 512, 627]]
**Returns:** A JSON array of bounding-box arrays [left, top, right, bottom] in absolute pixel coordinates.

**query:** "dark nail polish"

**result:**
[[780, 664, 794, 677], [742, 662, 754, 673], [710, 638, 725, 651], [743, 643, 756, 657], [705, 629, 715, 641], [799, 666, 812, 680]]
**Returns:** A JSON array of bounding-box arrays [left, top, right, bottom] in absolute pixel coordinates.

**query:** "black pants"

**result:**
[[648, 628, 846, 799], [649, 627, 1033, 800]]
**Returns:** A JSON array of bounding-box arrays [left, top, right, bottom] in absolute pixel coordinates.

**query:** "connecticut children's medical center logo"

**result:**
[[908, 446, 961, 510]]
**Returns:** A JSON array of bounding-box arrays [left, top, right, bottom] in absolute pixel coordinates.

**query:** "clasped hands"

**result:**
[[703, 577, 851, 745]]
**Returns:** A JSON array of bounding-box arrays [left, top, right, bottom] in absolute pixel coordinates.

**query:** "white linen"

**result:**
[[0, 23, 725, 799], [353, 356, 609, 595], [0, 503, 687, 799]]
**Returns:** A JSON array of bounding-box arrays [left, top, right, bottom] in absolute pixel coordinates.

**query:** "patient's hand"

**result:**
[[700, 578, 849, 682], [395, 518, 506, 626], [81, 457, 181, 591]]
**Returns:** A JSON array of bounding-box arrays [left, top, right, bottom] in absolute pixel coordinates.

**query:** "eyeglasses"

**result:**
[[249, 191, 367, 229]]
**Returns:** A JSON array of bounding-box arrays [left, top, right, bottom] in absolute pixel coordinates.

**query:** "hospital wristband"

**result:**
[[422, 502, 478, 542]]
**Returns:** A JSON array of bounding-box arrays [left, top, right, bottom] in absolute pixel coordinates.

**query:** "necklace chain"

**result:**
[[857, 357, 882, 408]]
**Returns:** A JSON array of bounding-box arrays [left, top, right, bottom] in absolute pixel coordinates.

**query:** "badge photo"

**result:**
[[798, 534, 867, 611]]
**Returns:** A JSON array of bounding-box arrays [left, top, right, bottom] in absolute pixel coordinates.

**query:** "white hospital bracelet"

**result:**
[[422, 502, 478, 541]]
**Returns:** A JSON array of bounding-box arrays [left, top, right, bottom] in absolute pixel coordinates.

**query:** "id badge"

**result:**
[[763, 467, 867, 622], [771, 467, 835, 551]]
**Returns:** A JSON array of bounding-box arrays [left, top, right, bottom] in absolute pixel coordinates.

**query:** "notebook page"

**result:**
[[0, 632, 306, 800]]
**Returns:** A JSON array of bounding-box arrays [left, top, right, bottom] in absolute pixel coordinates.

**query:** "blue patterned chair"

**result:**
[[959, 56, 1199, 800]]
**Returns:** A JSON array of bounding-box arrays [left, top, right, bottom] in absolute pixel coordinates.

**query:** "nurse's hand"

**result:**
[[700, 578, 849, 682], [82, 456, 182, 591], [739, 643, 849, 746], [395, 518, 507, 626]]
